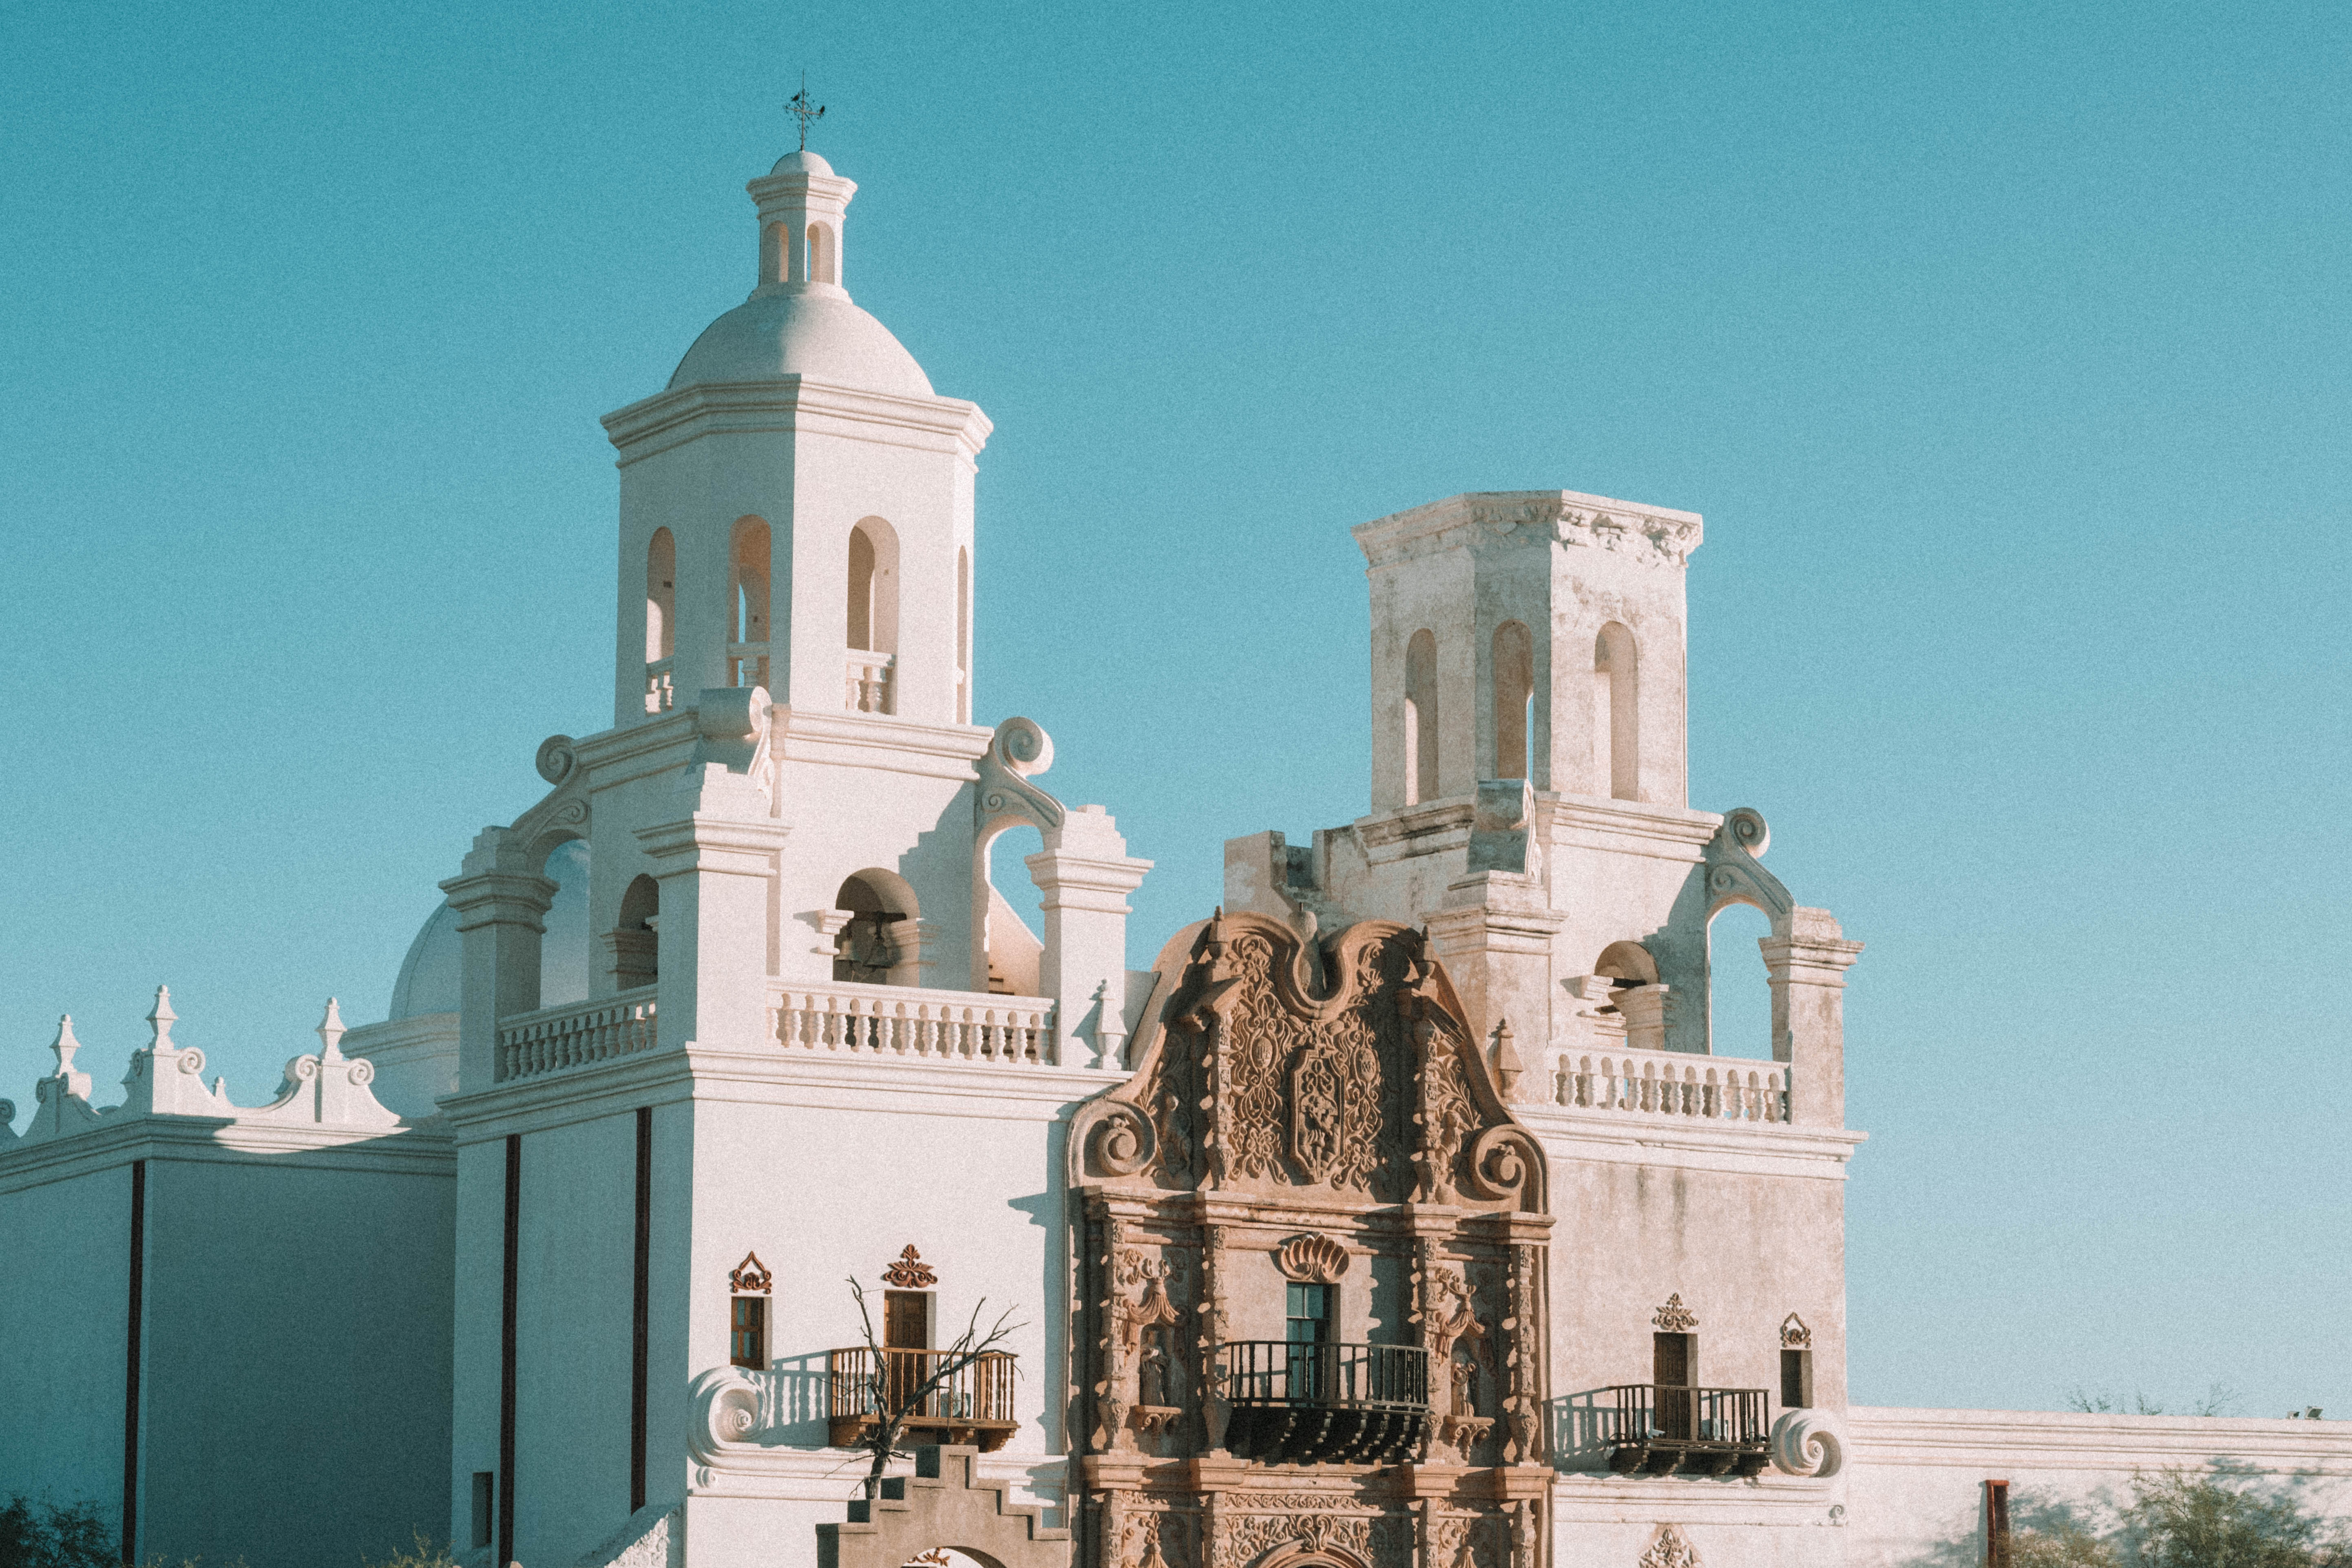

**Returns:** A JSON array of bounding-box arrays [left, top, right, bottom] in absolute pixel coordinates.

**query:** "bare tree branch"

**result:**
[[846, 1276, 1025, 1499]]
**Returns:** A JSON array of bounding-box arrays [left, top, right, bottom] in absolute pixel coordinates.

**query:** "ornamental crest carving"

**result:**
[[1069, 912, 1544, 1214], [881, 1245, 936, 1288], [1652, 1294, 1697, 1332], [728, 1252, 771, 1294], [1639, 1524, 1700, 1568], [1780, 1312, 1811, 1349]]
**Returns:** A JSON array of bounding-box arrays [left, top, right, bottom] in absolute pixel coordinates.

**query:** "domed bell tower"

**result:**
[[606, 148, 987, 732]]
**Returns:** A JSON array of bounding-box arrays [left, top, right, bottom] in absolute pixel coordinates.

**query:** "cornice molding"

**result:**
[[601, 377, 992, 466], [1847, 1406, 2352, 1471], [1519, 1103, 1867, 1180], [1353, 489, 1704, 571], [0, 1114, 453, 1196]]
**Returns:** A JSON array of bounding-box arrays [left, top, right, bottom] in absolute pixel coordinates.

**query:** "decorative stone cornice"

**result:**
[[601, 376, 992, 465], [1353, 489, 1704, 572]]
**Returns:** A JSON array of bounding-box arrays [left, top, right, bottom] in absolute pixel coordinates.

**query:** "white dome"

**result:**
[[770, 148, 834, 177], [388, 902, 461, 1020], [668, 290, 934, 398]]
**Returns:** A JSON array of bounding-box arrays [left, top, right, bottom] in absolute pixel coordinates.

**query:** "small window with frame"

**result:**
[[1781, 1347, 1813, 1409], [730, 1294, 767, 1369], [729, 1251, 772, 1369]]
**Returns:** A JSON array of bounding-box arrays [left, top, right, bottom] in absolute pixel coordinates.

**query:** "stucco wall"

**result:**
[[0, 1135, 453, 1568], [1844, 1406, 2352, 1568], [0, 1160, 130, 1521], [141, 1152, 454, 1568]]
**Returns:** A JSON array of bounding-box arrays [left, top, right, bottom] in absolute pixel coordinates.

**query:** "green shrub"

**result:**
[[2122, 1469, 2351, 1568], [0, 1498, 115, 1568], [2015, 1523, 2122, 1567]]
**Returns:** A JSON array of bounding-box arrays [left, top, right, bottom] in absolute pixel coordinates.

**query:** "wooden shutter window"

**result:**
[[730, 1296, 767, 1369], [1781, 1347, 1812, 1409]]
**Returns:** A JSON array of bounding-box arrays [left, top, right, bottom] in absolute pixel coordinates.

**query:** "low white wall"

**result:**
[[1846, 1405, 2352, 1567]]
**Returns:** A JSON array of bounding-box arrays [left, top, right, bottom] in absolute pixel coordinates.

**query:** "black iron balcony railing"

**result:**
[[1220, 1340, 1430, 1466], [1602, 1384, 1771, 1476]]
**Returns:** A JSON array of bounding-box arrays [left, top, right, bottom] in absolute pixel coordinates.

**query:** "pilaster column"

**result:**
[[1614, 984, 1671, 1056], [1424, 876, 1565, 1098], [440, 831, 557, 1094], [1026, 805, 1152, 1069], [1759, 905, 1863, 1128], [636, 796, 791, 1054], [886, 916, 938, 990]]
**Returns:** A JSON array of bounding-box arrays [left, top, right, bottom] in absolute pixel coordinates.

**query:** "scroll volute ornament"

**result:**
[[729, 1252, 771, 1294], [1274, 1233, 1350, 1284]]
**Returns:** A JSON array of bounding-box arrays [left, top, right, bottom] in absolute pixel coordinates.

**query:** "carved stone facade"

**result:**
[[1069, 913, 1553, 1568]]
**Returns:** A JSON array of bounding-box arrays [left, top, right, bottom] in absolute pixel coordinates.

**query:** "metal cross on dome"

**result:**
[[786, 73, 825, 150]]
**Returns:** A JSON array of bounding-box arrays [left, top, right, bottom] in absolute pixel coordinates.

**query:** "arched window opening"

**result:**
[[1492, 620, 1533, 781], [980, 825, 1044, 996], [955, 546, 971, 726], [644, 529, 676, 713], [728, 518, 771, 690], [833, 871, 917, 986], [1707, 902, 1774, 1059], [1404, 629, 1439, 805], [611, 874, 659, 991], [807, 222, 837, 285], [761, 222, 787, 285], [1594, 622, 1640, 801], [846, 518, 901, 714], [538, 839, 592, 1011]]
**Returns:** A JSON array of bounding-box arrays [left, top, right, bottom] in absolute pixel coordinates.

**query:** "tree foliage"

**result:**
[[2121, 1469, 2351, 1568], [0, 1499, 114, 1568]]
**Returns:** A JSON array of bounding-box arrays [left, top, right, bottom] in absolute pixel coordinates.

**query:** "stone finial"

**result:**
[[1490, 1017, 1526, 1098], [51, 1015, 82, 1076], [146, 986, 177, 1050], [48, 1016, 93, 1100], [316, 997, 347, 1060]]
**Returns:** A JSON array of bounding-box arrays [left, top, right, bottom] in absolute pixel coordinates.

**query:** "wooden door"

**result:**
[[884, 1291, 928, 1412], [1653, 1332, 1693, 1440]]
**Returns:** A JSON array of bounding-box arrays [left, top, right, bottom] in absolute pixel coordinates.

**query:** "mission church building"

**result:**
[[4, 138, 2348, 1568]]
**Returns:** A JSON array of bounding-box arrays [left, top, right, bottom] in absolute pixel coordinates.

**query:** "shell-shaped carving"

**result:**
[[688, 1368, 763, 1461], [1274, 1233, 1350, 1283], [1770, 1407, 1845, 1477], [535, 734, 577, 785], [1724, 806, 1770, 859]]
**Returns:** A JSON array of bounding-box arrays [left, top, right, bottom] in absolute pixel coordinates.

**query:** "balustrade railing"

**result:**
[[769, 980, 1056, 1066], [498, 988, 658, 1081], [845, 649, 894, 714], [827, 1347, 1018, 1451], [1556, 1046, 1789, 1124], [727, 641, 769, 690]]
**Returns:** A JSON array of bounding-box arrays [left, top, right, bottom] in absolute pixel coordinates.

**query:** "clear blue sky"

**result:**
[[3, 0, 2346, 1417]]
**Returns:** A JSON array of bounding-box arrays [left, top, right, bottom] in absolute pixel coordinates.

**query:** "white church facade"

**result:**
[[4, 143, 2347, 1568]]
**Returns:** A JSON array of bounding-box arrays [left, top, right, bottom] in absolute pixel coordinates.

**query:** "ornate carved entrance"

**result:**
[[1068, 913, 1554, 1568]]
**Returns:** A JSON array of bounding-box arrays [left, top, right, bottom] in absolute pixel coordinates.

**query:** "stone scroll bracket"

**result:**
[[818, 1445, 1070, 1568]]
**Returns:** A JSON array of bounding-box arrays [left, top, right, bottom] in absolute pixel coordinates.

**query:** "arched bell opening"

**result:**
[[607, 873, 659, 992], [833, 870, 918, 986], [1705, 900, 1775, 1059]]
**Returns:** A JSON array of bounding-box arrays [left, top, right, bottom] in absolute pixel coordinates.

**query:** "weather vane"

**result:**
[[787, 73, 825, 151]]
